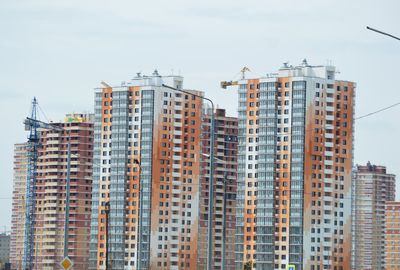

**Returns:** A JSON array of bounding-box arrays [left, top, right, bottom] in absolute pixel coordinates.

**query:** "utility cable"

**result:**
[[355, 101, 400, 120]]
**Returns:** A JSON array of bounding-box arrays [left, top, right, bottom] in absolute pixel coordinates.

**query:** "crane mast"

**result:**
[[22, 98, 62, 270], [22, 97, 39, 270]]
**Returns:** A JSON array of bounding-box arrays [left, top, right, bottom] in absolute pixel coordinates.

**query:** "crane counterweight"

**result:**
[[220, 66, 251, 89]]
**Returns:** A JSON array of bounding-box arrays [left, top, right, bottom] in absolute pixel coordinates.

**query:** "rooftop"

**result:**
[[356, 161, 390, 174]]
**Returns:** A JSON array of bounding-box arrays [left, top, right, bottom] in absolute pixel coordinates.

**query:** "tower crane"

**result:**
[[22, 97, 62, 270], [220, 66, 251, 89]]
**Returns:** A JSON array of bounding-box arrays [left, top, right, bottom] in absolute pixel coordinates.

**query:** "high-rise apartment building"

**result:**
[[10, 143, 28, 270], [235, 60, 355, 270], [89, 72, 238, 270], [90, 73, 202, 270], [384, 201, 400, 270], [10, 114, 94, 270], [352, 163, 396, 269], [198, 108, 238, 270]]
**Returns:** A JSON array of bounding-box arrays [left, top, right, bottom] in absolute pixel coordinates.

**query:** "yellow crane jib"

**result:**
[[220, 66, 251, 89]]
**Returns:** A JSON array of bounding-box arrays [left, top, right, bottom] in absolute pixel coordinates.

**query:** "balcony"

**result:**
[[324, 142, 334, 148]]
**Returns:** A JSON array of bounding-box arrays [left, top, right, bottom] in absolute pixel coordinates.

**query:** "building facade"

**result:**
[[34, 114, 93, 270], [0, 233, 10, 268], [90, 73, 203, 270], [384, 201, 400, 270], [10, 114, 94, 270], [351, 163, 396, 269], [235, 60, 355, 270], [10, 143, 27, 270], [198, 108, 238, 270]]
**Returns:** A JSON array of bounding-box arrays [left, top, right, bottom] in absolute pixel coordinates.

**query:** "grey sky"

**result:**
[[1, 0, 399, 231]]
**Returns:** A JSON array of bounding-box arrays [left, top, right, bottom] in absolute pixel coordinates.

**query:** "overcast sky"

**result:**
[[1, 0, 399, 231]]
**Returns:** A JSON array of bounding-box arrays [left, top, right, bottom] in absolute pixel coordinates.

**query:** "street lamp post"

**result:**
[[221, 170, 228, 270], [63, 127, 72, 265], [203, 153, 229, 270], [134, 159, 142, 270], [366, 26, 400, 41], [63, 140, 71, 259], [104, 201, 110, 269], [162, 84, 215, 270]]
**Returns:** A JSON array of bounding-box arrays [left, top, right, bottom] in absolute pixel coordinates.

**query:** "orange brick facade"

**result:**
[[89, 73, 237, 270], [235, 62, 355, 270]]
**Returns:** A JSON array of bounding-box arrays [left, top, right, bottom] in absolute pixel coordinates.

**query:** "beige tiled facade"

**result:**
[[10, 143, 27, 270], [384, 201, 400, 270], [352, 163, 395, 269]]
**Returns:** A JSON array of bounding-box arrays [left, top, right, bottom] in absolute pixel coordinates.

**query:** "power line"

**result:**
[[355, 101, 400, 120], [239, 100, 400, 135]]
